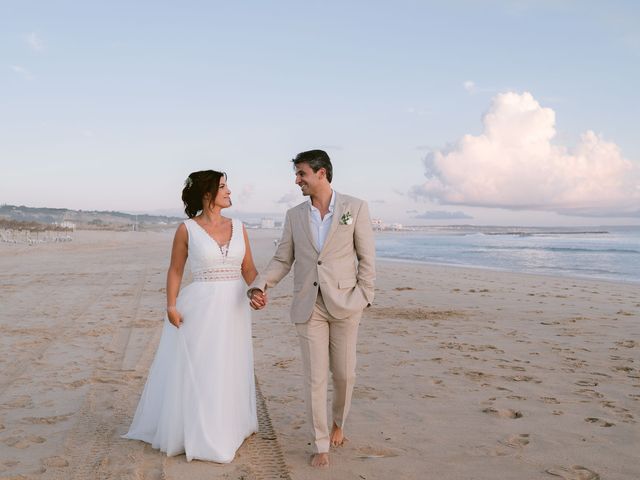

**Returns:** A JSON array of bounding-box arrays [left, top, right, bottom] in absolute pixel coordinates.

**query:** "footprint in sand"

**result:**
[[3, 435, 46, 449], [584, 417, 615, 427], [464, 370, 492, 381], [496, 386, 513, 392], [42, 456, 69, 468], [289, 418, 305, 431], [353, 385, 378, 400], [600, 400, 634, 421], [575, 379, 598, 387], [546, 465, 600, 479], [1, 459, 20, 471], [499, 433, 530, 448], [482, 407, 523, 419], [21, 414, 72, 425], [4, 395, 33, 409], [356, 445, 400, 459], [540, 396, 561, 404], [64, 378, 90, 389], [575, 389, 603, 399], [612, 365, 635, 374], [504, 375, 542, 383], [506, 395, 527, 401], [497, 364, 527, 372]]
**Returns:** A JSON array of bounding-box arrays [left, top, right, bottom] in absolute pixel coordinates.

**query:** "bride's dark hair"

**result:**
[[181, 170, 227, 218]]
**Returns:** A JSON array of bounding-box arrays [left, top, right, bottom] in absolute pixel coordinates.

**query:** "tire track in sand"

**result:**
[[42, 267, 159, 480]]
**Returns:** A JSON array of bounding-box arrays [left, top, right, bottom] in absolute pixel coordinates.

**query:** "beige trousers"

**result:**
[[295, 291, 362, 454]]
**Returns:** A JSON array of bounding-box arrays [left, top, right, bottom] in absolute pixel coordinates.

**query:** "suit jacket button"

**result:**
[[317, 260, 322, 265], [313, 281, 318, 286]]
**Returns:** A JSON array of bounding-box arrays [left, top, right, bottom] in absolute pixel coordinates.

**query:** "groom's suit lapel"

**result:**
[[298, 204, 319, 253], [319, 192, 346, 256]]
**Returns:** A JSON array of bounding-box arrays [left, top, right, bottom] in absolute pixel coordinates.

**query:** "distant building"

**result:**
[[57, 221, 76, 231], [371, 218, 385, 231], [390, 223, 404, 231], [261, 217, 275, 229]]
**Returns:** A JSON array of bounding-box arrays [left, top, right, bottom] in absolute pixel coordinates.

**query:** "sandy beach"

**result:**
[[1, 229, 638, 480]]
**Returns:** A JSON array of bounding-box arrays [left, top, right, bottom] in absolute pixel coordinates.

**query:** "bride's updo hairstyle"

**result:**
[[181, 170, 227, 218]]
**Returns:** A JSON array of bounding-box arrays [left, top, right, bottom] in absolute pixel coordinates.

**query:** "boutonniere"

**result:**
[[340, 211, 353, 225]]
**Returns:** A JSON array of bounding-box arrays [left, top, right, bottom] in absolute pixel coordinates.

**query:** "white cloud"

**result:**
[[236, 184, 255, 203], [25, 32, 45, 52], [10, 65, 34, 80], [415, 210, 473, 220], [463, 80, 476, 94], [411, 91, 640, 216], [276, 191, 299, 206], [406, 106, 429, 116]]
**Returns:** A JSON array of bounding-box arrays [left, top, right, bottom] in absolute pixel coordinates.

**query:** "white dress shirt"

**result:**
[[309, 189, 336, 251]]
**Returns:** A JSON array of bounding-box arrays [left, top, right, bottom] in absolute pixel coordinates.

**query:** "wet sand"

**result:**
[[0, 229, 638, 479]]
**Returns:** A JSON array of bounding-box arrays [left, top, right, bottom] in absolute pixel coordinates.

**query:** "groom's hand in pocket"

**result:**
[[249, 289, 267, 310]]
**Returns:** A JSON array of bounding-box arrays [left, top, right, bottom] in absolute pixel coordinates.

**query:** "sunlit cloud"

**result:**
[[25, 32, 45, 52], [411, 91, 640, 217], [9, 65, 34, 80]]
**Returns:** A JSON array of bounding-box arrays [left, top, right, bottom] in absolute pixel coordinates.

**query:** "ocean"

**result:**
[[375, 225, 640, 284]]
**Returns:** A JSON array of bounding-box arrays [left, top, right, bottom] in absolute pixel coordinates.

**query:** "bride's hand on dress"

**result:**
[[167, 308, 183, 328]]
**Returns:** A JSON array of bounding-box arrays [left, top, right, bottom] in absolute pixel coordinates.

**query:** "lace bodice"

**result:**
[[184, 218, 245, 282]]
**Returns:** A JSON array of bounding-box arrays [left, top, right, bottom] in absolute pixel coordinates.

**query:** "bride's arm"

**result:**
[[166, 223, 188, 327], [241, 224, 258, 286]]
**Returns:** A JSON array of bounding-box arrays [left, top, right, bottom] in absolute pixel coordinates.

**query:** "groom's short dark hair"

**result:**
[[292, 150, 333, 183]]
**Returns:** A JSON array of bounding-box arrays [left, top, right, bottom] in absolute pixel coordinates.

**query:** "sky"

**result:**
[[2, 0, 639, 226]]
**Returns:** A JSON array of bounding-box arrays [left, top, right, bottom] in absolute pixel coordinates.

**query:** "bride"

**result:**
[[123, 170, 259, 462]]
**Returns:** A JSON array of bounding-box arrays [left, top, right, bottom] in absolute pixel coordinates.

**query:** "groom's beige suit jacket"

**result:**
[[250, 192, 376, 323]]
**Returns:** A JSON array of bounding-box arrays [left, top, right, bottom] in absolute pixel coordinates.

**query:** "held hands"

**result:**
[[249, 289, 268, 310], [167, 306, 183, 328]]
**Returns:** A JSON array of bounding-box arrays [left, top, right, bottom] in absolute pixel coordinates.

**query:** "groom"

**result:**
[[248, 149, 376, 467]]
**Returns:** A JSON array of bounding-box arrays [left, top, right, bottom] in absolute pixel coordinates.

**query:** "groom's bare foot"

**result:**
[[310, 453, 330, 468], [330, 423, 346, 447]]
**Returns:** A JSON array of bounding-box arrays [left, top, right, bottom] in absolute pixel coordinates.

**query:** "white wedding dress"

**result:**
[[123, 218, 258, 462]]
